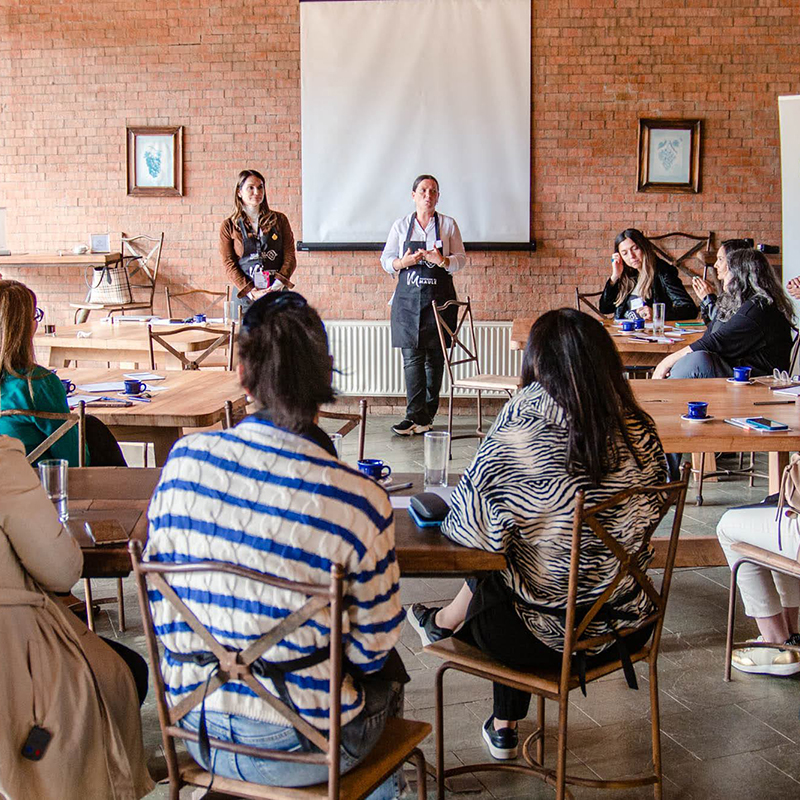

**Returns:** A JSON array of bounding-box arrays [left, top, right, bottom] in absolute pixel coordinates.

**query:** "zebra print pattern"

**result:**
[[441, 382, 668, 653]]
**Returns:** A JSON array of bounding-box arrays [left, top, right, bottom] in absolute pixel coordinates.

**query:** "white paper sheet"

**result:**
[[76, 382, 127, 392], [123, 372, 166, 381], [67, 394, 102, 408]]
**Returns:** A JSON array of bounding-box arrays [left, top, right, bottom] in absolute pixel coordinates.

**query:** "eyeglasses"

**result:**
[[772, 368, 799, 384], [34, 307, 44, 322], [241, 291, 308, 333]]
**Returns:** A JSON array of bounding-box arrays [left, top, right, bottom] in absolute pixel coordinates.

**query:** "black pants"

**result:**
[[85, 415, 127, 466], [458, 575, 654, 720], [401, 346, 445, 425], [101, 637, 149, 706]]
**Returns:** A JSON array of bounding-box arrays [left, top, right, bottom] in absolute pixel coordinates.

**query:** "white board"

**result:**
[[779, 96, 800, 300], [300, 0, 531, 245]]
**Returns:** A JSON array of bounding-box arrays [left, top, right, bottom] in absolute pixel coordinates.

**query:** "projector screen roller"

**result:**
[[300, 0, 531, 246]]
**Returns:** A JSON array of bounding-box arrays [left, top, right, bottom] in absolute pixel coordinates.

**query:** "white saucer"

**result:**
[[726, 378, 754, 385], [681, 414, 715, 423]]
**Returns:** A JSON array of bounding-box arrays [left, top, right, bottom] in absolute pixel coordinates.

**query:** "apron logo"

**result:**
[[406, 271, 437, 288]]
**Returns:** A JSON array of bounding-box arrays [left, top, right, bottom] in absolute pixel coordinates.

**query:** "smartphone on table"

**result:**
[[745, 417, 790, 432]]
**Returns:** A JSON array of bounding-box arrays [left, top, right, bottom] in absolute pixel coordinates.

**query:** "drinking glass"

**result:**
[[652, 303, 666, 337], [330, 433, 343, 459], [424, 431, 450, 488], [38, 459, 69, 522]]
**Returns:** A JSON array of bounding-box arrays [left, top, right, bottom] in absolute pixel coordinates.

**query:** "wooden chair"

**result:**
[[574, 287, 607, 318], [0, 402, 86, 466], [148, 322, 236, 371], [432, 298, 521, 449], [129, 542, 431, 800], [725, 542, 800, 682], [71, 232, 164, 322], [425, 464, 690, 800], [647, 231, 714, 280], [165, 286, 230, 319]]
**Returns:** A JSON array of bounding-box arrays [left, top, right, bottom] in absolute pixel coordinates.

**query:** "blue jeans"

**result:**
[[180, 678, 405, 800], [669, 350, 733, 379]]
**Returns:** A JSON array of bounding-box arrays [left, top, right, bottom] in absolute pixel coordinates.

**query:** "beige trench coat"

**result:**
[[0, 436, 153, 800]]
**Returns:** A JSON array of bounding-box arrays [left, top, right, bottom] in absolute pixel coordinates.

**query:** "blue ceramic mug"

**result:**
[[193, 314, 207, 323], [687, 401, 708, 419], [634, 317, 645, 330], [358, 459, 392, 481], [733, 366, 752, 383], [123, 379, 148, 395], [60, 379, 75, 395], [621, 320, 635, 332]]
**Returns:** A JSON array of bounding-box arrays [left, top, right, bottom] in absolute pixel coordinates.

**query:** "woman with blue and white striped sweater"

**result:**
[[145, 292, 405, 796]]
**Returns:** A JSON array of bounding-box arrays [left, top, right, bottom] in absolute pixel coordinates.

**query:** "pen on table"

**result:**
[[753, 400, 796, 406], [98, 394, 150, 404], [386, 482, 413, 494]]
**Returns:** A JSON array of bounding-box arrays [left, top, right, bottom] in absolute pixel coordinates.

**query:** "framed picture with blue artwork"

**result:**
[[126, 126, 184, 197], [637, 119, 701, 193]]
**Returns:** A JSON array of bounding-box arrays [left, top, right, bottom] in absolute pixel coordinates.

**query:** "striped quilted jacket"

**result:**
[[145, 416, 402, 730], [441, 383, 668, 653]]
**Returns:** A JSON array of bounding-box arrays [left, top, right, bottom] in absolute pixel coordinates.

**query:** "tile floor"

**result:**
[[92, 416, 800, 799]]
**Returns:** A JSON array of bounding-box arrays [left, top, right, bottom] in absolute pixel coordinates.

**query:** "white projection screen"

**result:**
[[300, 0, 531, 246]]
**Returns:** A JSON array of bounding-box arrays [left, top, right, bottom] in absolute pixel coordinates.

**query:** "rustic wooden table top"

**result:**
[[0, 252, 122, 266]]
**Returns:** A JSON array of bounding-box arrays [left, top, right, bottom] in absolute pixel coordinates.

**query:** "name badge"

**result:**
[[630, 297, 645, 310], [435, 239, 443, 250], [253, 268, 269, 289]]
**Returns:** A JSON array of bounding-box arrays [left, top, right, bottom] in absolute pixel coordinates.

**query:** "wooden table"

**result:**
[[61, 368, 247, 464], [0, 251, 122, 269], [510, 318, 704, 367], [35, 320, 234, 368]]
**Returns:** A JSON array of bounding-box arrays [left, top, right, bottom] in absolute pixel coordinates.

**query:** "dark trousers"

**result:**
[[85, 415, 127, 466], [401, 347, 445, 425], [458, 576, 653, 720], [101, 637, 149, 706]]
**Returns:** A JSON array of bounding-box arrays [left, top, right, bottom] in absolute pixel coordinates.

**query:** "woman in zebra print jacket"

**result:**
[[408, 308, 668, 760]]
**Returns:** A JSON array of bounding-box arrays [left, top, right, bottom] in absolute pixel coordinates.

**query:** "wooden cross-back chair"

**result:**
[[148, 322, 236, 370], [647, 231, 714, 280], [432, 298, 521, 450], [165, 286, 230, 319], [574, 288, 607, 318], [0, 403, 86, 466], [425, 464, 690, 800], [129, 542, 431, 800]]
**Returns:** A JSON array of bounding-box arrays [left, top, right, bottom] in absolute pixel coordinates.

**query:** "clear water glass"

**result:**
[[424, 431, 450, 487], [652, 303, 666, 337], [38, 459, 69, 522], [330, 433, 343, 459]]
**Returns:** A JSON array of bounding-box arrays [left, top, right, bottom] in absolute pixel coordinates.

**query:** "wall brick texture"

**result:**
[[1, 0, 799, 326]]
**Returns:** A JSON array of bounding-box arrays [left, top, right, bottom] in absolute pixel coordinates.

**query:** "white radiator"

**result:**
[[325, 320, 522, 397]]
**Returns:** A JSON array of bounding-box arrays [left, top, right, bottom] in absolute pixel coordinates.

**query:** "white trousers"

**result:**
[[717, 506, 800, 618]]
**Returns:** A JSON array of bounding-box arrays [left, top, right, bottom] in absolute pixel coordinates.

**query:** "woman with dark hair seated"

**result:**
[[689, 238, 751, 324], [653, 248, 795, 379], [407, 309, 668, 760], [0, 280, 126, 466], [145, 292, 406, 796], [598, 228, 697, 321]]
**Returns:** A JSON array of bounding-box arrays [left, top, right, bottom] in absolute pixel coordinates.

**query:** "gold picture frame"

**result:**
[[637, 119, 701, 194]]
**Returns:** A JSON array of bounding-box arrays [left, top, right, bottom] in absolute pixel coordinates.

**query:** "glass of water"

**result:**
[[652, 303, 666, 337], [38, 459, 69, 523], [329, 432, 343, 459], [424, 431, 450, 488]]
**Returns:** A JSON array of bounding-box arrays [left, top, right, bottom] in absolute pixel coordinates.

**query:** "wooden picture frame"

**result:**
[[637, 119, 701, 194], [126, 126, 183, 197]]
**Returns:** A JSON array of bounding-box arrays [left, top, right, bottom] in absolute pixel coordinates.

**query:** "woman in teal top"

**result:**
[[0, 280, 125, 466]]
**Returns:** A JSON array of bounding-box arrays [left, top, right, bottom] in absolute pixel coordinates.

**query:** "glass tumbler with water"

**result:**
[[424, 431, 450, 488], [652, 302, 666, 337], [38, 459, 69, 522], [329, 433, 343, 459]]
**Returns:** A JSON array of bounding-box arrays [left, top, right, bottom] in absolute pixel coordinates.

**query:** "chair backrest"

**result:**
[[165, 286, 229, 319], [129, 541, 347, 798], [561, 463, 690, 675], [0, 402, 86, 466], [148, 322, 236, 370], [574, 287, 607, 318], [432, 297, 481, 385], [318, 398, 368, 461], [121, 232, 164, 307], [647, 231, 713, 279], [69, 466, 161, 500]]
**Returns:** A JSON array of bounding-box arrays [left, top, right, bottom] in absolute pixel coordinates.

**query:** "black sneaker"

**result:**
[[481, 716, 518, 760], [406, 604, 454, 647], [391, 419, 433, 436]]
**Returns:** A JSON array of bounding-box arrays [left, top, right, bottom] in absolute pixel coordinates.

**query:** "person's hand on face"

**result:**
[[692, 276, 714, 301], [637, 305, 652, 321], [610, 252, 624, 282], [787, 277, 800, 301]]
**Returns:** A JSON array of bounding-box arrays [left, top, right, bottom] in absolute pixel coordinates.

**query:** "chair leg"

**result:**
[[536, 695, 545, 765], [435, 665, 448, 800], [447, 390, 455, 460], [725, 560, 743, 682], [409, 748, 428, 800], [476, 390, 483, 435], [116, 577, 126, 632], [749, 452, 756, 487], [555, 692, 569, 800], [696, 452, 706, 506], [649, 659, 663, 800], [83, 578, 95, 632]]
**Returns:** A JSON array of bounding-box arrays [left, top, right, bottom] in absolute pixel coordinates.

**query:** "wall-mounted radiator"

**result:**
[[325, 320, 522, 396]]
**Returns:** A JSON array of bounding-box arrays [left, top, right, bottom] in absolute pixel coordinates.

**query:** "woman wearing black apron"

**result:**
[[381, 175, 466, 435], [219, 169, 297, 312]]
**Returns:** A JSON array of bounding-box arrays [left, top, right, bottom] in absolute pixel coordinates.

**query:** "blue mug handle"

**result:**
[[379, 465, 392, 479], [126, 381, 147, 394]]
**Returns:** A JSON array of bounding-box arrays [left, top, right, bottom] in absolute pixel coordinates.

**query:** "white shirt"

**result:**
[[380, 212, 466, 276]]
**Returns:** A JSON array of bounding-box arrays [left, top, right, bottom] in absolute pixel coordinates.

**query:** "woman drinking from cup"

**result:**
[[653, 248, 794, 379], [599, 228, 697, 321], [0, 280, 126, 466], [381, 174, 466, 436], [219, 169, 297, 312]]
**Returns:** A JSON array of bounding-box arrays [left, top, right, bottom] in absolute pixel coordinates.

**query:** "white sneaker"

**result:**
[[731, 636, 800, 676]]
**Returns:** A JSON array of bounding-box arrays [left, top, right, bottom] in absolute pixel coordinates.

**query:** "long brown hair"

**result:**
[[229, 169, 278, 236], [613, 228, 659, 307], [0, 280, 38, 380], [521, 308, 655, 486]]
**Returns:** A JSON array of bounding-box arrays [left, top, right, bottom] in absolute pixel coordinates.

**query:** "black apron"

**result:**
[[390, 212, 457, 349], [237, 219, 284, 285]]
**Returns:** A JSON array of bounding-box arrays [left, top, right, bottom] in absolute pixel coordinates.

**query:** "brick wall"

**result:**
[[1, 0, 798, 326]]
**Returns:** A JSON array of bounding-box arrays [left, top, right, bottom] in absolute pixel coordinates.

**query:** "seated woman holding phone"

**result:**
[[407, 309, 668, 760], [598, 228, 697, 321], [653, 248, 795, 379]]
